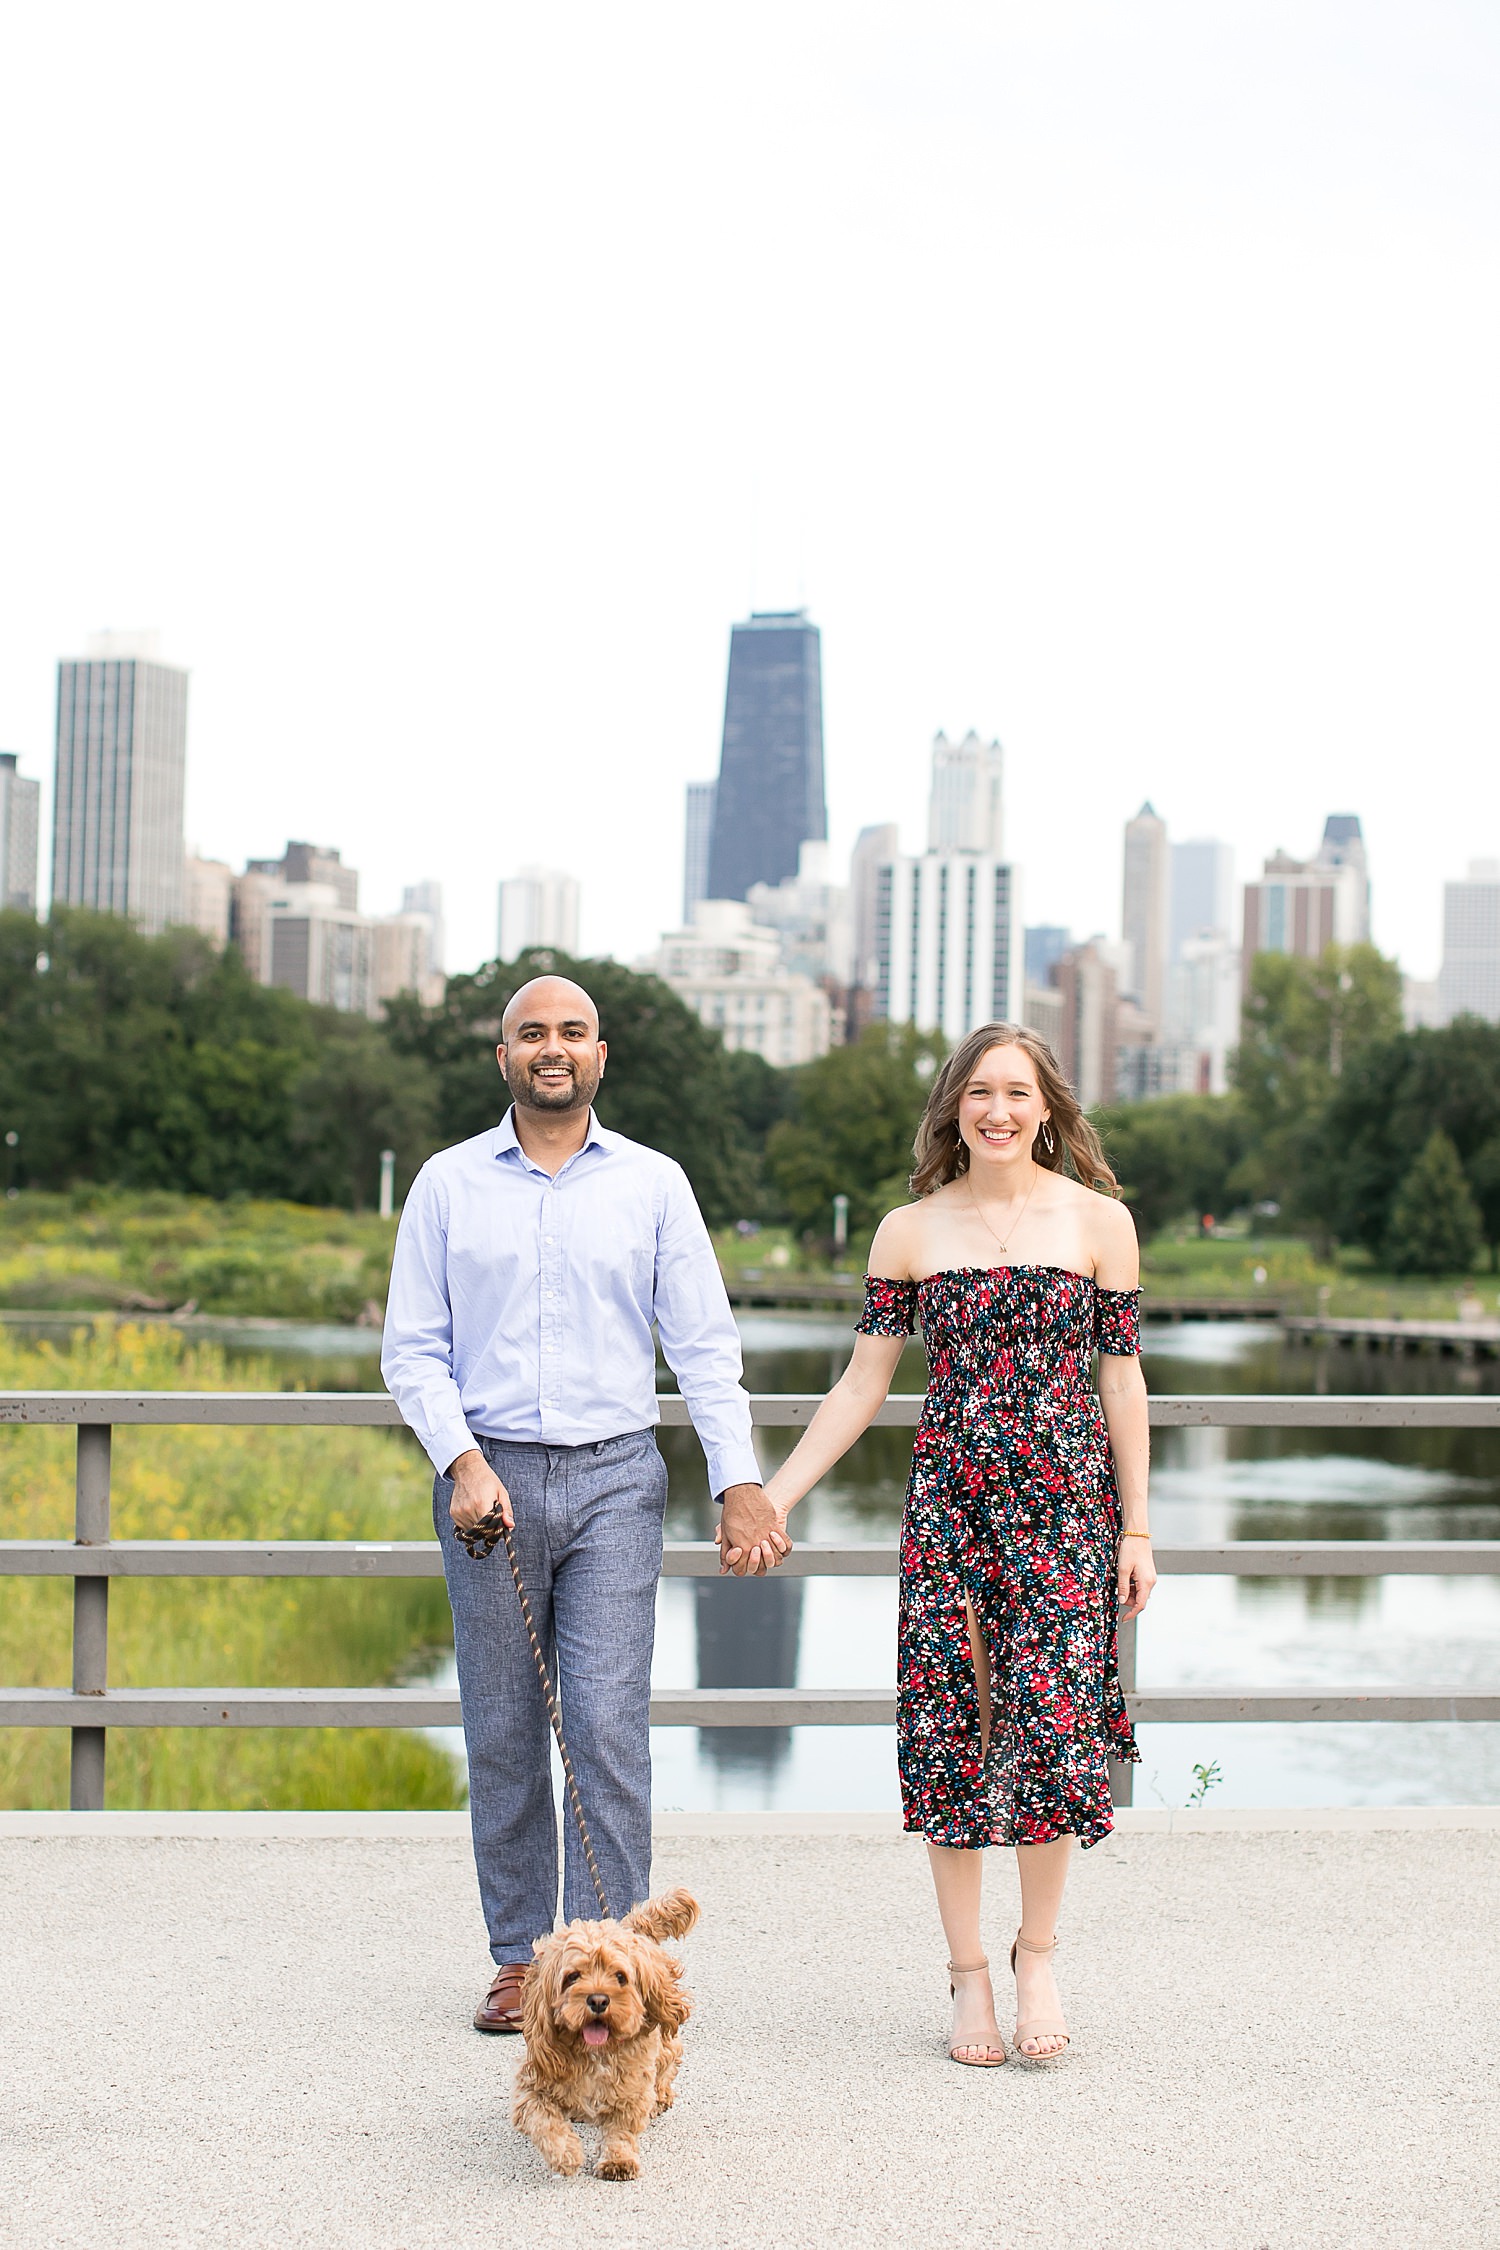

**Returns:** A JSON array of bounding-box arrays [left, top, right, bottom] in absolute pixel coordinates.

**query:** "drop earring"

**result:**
[[1041, 1120, 1055, 1156]]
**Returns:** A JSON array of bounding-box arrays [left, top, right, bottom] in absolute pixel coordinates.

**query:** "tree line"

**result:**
[[1097, 946, 1500, 1270], [4, 910, 1498, 1270]]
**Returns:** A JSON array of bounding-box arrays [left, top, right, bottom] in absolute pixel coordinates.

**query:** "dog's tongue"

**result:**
[[582, 2025, 610, 2048]]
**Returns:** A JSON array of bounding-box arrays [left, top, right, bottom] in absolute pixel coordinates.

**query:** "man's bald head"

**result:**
[[498, 976, 605, 1115], [501, 976, 599, 1043]]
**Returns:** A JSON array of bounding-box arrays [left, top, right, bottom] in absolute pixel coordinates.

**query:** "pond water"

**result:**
[[648, 1312, 1500, 1814], [229, 1309, 1500, 1816]]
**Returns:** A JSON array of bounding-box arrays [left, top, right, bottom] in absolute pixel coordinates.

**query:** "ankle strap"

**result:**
[[1014, 1932, 1058, 1955], [947, 1959, 990, 1974]]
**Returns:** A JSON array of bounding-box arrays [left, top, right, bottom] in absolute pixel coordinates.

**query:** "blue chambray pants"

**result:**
[[433, 1430, 667, 1965]]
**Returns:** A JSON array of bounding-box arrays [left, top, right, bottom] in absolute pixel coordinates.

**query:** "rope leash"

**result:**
[[455, 1502, 613, 1920]]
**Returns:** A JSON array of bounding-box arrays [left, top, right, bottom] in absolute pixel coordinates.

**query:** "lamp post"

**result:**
[[378, 1149, 396, 1221], [3, 1128, 17, 1199], [832, 1192, 849, 1258]]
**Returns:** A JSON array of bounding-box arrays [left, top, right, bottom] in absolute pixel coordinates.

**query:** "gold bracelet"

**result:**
[[1120, 1529, 1152, 1540]]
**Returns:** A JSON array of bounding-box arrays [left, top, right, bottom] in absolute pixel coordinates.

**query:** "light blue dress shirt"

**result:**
[[381, 1107, 760, 1496]]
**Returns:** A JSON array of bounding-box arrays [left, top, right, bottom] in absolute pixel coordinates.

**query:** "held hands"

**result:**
[[716, 1482, 793, 1577], [1116, 1535, 1157, 1620], [447, 1448, 515, 1533]]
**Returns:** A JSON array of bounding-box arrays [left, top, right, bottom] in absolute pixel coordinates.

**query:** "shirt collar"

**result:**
[[494, 1105, 610, 1172]]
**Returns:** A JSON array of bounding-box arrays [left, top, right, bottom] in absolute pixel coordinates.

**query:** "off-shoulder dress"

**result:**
[[857, 1266, 1143, 1850]]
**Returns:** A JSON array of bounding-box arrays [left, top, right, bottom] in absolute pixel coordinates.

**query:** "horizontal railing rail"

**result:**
[[5, 1538, 1500, 1579], [2, 1390, 1497, 1809], [4, 1390, 1500, 1427]]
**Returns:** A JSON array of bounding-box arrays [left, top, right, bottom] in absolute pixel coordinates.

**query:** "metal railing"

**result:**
[[3, 1389, 1499, 1811]]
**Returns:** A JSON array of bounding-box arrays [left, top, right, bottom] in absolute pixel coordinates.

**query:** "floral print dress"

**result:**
[[858, 1266, 1142, 1851]]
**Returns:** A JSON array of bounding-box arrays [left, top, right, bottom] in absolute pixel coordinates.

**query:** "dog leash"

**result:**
[[455, 1503, 613, 1920]]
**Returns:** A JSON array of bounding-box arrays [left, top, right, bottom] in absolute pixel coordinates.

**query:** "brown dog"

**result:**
[[512, 1887, 699, 2180]]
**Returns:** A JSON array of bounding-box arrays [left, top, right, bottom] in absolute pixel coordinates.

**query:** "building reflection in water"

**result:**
[[694, 1572, 804, 1777]]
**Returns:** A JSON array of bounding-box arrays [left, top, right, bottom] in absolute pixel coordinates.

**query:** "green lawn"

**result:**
[[1140, 1232, 1499, 1318]]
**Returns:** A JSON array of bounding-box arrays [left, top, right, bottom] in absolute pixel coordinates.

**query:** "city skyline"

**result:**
[[0, 9, 1493, 982], [7, 611, 1491, 1022]]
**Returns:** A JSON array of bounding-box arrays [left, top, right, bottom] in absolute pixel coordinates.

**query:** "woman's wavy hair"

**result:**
[[909, 1022, 1120, 1199]]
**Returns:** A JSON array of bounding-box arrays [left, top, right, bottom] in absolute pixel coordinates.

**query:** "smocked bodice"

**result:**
[[857, 1265, 1141, 1432]]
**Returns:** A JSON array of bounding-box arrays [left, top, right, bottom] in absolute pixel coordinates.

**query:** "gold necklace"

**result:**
[[968, 1163, 1039, 1261]]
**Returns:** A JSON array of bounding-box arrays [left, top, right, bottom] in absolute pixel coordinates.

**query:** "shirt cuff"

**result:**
[[427, 1416, 478, 1480], [705, 1439, 762, 1499]]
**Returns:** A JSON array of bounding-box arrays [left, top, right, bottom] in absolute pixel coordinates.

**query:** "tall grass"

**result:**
[[0, 1325, 463, 1810], [0, 1188, 395, 1320]]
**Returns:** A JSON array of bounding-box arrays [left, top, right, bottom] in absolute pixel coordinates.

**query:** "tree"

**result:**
[[0, 909, 321, 1196], [1468, 1134, 1500, 1257], [287, 1017, 438, 1210], [1092, 1095, 1249, 1239], [765, 1024, 946, 1239], [1313, 1018, 1500, 1261], [1383, 1129, 1483, 1275], [1230, 943, 1402, 1230]]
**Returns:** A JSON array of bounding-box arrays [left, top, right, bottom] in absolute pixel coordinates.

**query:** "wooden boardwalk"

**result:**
[[1282, 1313, 1500, 1359]]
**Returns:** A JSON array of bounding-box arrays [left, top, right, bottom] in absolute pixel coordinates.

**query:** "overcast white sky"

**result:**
[[0, 1, 1496, 978]]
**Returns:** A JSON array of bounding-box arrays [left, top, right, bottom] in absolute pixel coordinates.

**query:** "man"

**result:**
[[382, 974, 787, 2033]]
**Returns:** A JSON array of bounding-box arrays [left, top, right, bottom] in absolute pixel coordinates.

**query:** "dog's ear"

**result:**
[[624, 1887, 699, 1944], [638, 1945, 692, 2036], [520, 1935, 569, 2076]]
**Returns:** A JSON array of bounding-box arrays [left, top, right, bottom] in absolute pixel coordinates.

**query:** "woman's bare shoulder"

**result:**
[[867, 1199, 930, 1278], [1085, 1187, 1140, 1285]]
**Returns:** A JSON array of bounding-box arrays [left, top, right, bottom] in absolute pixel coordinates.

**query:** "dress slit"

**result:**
[[866, 1266, 1143, 1854]]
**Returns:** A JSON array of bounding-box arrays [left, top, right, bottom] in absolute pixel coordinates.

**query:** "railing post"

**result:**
[[1111, 1611, 1139, 1808], [70, 1424, 111, 1811]]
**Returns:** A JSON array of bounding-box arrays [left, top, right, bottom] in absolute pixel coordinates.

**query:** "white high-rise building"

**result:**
[[875, 730, 1020, 1041], [400, 880, 445, 976], [1168, 934, 1241, 1094], [1437, 860, 1500, 1025], [927, 732, 1004, 856], [875, 853, 1021, 1042], [1316, 814, 1371, 942], [497, 866, 580, 960], [849, 822, 900, 993], [747, 840, 851, 985], [184, 854, 233, 946], [373, 911, 443, 1008], [51, 633, 187, 934], [1170, 839, 1234, 962], [682, 781, 716, 922], [0, 753, 41, 912], [644, 900, 831, 1067], [1121, 802, 1169, 1027]]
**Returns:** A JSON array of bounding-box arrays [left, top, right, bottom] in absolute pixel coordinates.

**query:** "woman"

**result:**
[[739, 1023, 1155, 2067]]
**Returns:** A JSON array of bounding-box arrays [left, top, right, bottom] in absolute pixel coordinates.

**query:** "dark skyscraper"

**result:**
[[705, 610, 826, 902]]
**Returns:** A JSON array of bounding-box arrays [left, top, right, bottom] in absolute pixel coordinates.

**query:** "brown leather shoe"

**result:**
[[474, 1962, 530, 2034]]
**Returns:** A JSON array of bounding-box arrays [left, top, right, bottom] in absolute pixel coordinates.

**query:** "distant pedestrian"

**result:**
[[382, 974, 786, 2034], [752, 1023, 1153, 2066]]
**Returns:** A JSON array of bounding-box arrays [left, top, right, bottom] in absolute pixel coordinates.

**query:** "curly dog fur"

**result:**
[[512, 1887, 699, 2180]]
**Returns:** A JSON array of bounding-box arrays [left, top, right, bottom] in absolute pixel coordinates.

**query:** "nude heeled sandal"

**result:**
[[1009, 1932, 1071, 2065], [947, 1960, 1007, 2068]]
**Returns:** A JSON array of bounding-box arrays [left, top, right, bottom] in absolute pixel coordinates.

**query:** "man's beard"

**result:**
[[509, 1055, 602, 1113]]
